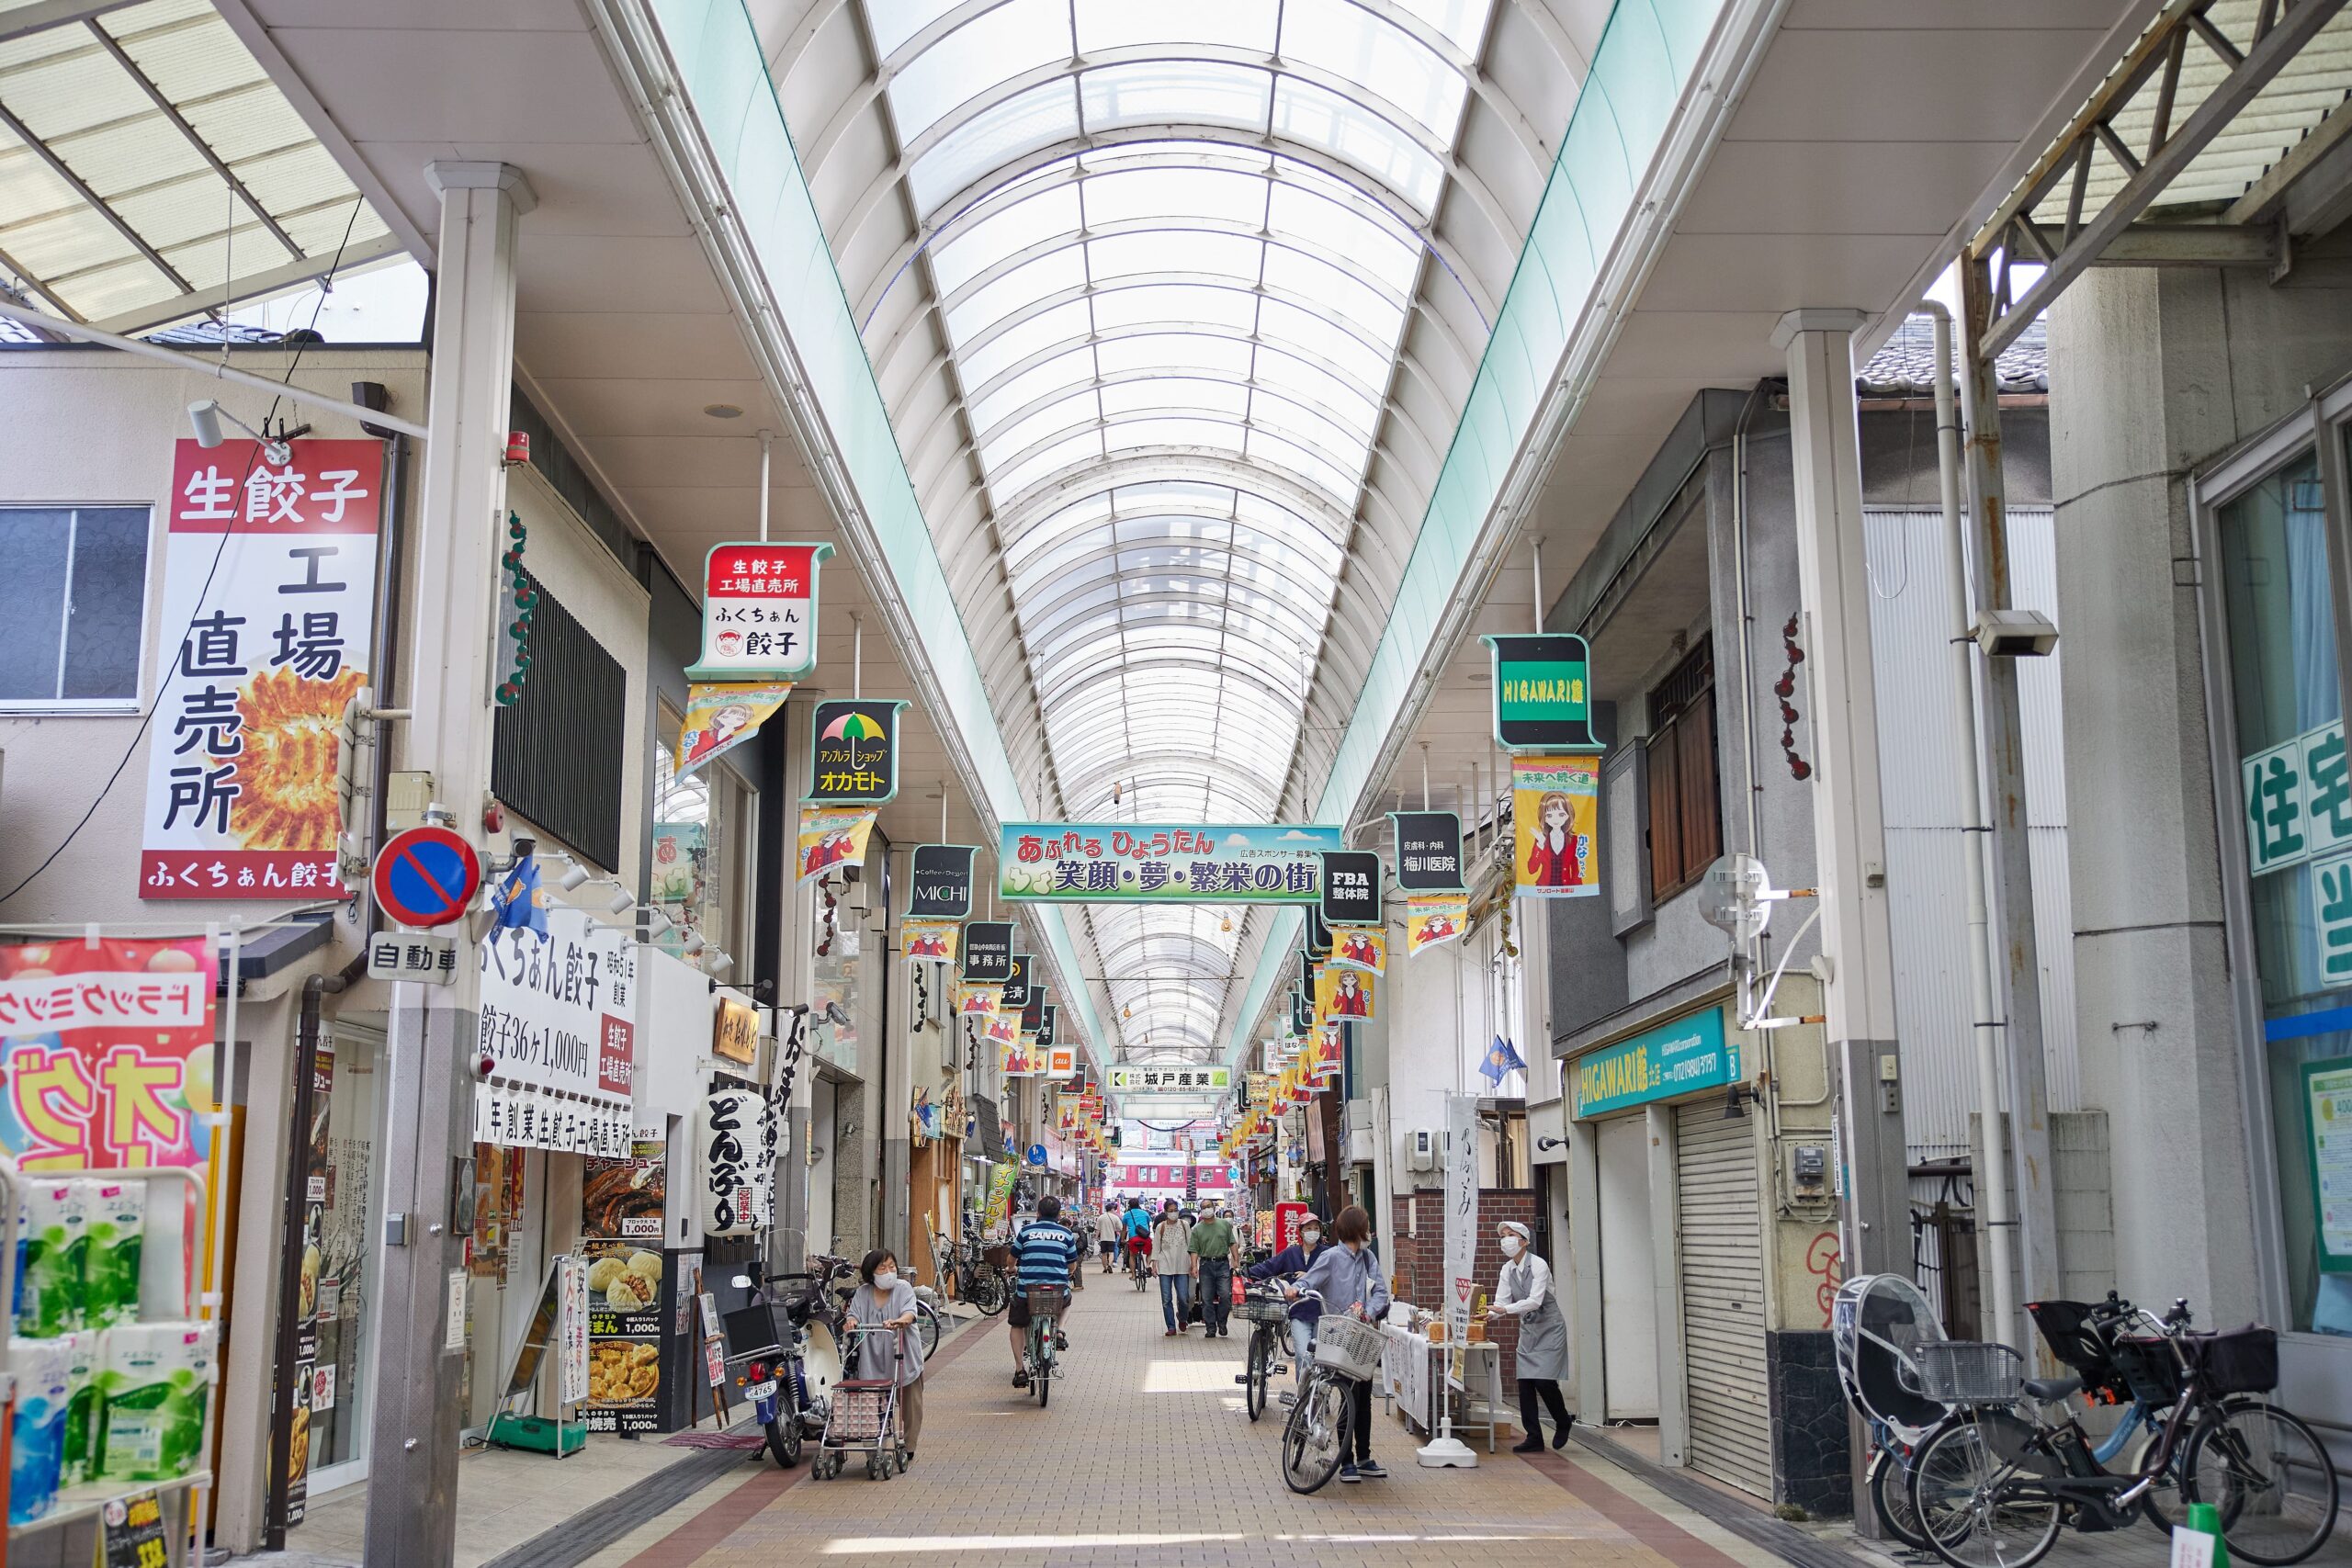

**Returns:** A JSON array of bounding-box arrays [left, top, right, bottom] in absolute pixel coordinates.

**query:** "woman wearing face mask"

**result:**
[[1245, 1214, 1329, 1397], [1489, 1220, 1572, 1451], [847, 1248, 926, 1464]]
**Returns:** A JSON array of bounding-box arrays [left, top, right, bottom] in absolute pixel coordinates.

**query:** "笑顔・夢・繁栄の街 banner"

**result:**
[[998, 822, 1340, 902]]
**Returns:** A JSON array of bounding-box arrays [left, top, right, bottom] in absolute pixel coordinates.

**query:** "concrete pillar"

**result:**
[[1772, 309, 1907, 1278], [1646, 1101, 1689, 1467], [364, 161, 533, 1568]]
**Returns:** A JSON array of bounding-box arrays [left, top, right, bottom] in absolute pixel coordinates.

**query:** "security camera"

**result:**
[[1973, 608, 2059, 659]]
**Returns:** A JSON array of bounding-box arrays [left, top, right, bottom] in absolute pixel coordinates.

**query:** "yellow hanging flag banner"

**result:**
[[678, 681, 792, 777], [797, 803, 879, 882], [1404, 893, 1469, 955]]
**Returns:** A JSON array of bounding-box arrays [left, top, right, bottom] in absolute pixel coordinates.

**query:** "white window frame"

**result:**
[[0, 502, 155, 715]]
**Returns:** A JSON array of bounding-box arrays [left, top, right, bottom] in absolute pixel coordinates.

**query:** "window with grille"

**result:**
[[492, 576, 626, 869], [1645, 637, 1720, 900]]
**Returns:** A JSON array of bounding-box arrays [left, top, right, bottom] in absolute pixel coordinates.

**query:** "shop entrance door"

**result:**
[[1597, 1115, 1659, 1419], [303, 1021, 390, 1501]]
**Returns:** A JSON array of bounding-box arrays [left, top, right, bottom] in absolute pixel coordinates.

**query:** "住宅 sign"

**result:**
[[1571, 1005, 1737, 1120], [1000, 822, 1340, 903], [141, 438, 383, 898], [1482, 633, 1601, 751], [684, 541, 830, 682]]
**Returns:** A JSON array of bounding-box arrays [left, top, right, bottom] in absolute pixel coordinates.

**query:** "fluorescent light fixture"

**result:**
[[187, 398, 290, 464]]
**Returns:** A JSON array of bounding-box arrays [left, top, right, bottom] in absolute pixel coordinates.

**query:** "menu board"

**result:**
[[582, 1241, 666, 1433], [582, 1134, 668, 1242]]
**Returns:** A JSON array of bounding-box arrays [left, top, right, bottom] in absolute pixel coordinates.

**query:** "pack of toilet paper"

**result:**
[[17, 1179, 89, 1336], [96, 1321, 216, 1483], [82, 1181, 145, 1327], [9, 1334, 80, 1523]]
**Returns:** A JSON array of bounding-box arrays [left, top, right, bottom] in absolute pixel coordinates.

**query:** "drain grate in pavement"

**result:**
[[476, 1442, 766, 1568]]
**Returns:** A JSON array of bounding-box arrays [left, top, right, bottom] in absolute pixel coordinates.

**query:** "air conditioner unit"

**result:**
[[1406, 1127, 1437, 1172]]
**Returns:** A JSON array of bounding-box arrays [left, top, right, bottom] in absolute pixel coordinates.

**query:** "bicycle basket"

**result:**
[[1024, 1285, 1069, 1314], [2188, 1325, 2278, 1395], [2111, 1334, 2187, 1406], [1915, 1341, 2027, 1405], [1313, 1315, 1387, 1382], [981, 1243, 1012, 1269], [1237, 1298, 1293, 1326]]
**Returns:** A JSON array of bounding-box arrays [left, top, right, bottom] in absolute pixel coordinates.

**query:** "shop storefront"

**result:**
[[2199, 384, 2352, 1417]]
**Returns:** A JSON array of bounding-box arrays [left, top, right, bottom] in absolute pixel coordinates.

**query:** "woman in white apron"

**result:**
[[1490, 1220, 1573, 1452]]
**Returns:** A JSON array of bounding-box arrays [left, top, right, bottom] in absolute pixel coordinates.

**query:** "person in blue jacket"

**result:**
[[1245, 1214, 1329, 1397]]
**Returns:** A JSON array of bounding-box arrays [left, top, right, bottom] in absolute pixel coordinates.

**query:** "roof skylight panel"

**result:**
[[1079, 62, 1273, 134], [906, 79, 1079, 214], [928, 184, 1081, 295], [885, 0, 1071, 144]]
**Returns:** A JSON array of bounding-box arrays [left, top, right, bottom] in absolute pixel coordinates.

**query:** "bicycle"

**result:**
[[1232, 1281, 1295, 1423], [1908, 1307, 2335, 1568], [1279, 1290, 1386, 1494], [1126, 1235, 1150, 1291], [1021, 1283, 1069, 1408], [936, 1234, 1007, 1315]]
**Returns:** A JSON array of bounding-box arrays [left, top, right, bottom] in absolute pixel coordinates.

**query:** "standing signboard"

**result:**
[[1443, 1092, 1478, 1346], [684, 542, 829, 682], [141, 438, 382, 898], [558, 1253, 591, 1407]]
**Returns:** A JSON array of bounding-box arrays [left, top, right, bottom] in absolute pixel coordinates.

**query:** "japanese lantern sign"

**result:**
[[141, 438, 382, 899], [684, 541, 831, 682], [0, 936, 218, 1171]]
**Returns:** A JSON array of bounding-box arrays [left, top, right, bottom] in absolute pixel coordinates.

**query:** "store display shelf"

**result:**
[[7, 1469, 209, 1537]]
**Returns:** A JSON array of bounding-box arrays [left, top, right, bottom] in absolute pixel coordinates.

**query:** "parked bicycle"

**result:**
[[1020, 1282, 1070, 1407], [930, 1233, 1007, 1316], [1908, 1302, 2335, 1568], [1232, 1280, 1295, 1423], [1833, 1273, 1953, 1549], [1279, 1289, 1387, 1494]]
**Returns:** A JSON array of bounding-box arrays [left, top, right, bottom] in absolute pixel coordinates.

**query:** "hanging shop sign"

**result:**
[[1318, 851, 1383, 927], [908, 844, 977, 919], [1388, 811, 1465, 891], [805, 698, 907, 805], [712, 994, 759, 1066], [1107, 1066, 1230, 1092], [1329, 925, 1387, 974], [796, 804, 878, 882], [141, 438, 383, 899], [684, 540, 830, 682], [1404, 893, 1469, 955], [1035, 1004, 1057, 1051], [479, 906, 637, 1106], [1511, 753, 1601, 898], [695, 1081, 776, 1235], [677, 681, 792, 777], [999, 822, 1341, 903], [1572, 1006, 1738, 1120], [1313, 964, 1374, 1023], [0, 936, 216, 1170], [1019, 977, 1047, 1036], [903, 919, 958, 965], [1000, 953, 1032, 1011], [1289, 986, 1310, 1036], [1482, 632, 1601, 750], [961, 921, 1014, 983], [1046, 1044, 1078, 1078]]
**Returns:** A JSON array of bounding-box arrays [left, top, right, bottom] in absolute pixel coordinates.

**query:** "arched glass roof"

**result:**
[[774, 0, 1576, 1065]]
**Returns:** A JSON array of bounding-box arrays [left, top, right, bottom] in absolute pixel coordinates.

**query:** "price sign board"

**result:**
[[101, 1489, 168, 1568]]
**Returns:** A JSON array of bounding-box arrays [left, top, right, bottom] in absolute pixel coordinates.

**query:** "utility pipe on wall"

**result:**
[[1923, 298, 2018, 1351]]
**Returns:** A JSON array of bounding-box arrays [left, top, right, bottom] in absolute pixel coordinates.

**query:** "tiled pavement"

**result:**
[[570, 1272, 1810, 1568]]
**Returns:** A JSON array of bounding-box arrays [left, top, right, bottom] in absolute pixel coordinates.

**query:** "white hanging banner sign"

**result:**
[[684, 541, 831, 682], [471, 1082, 630, 1156], [695, 1083, 776, 1235], [478, 906, 637, 1107]]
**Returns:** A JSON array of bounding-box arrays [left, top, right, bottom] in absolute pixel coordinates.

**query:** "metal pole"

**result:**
[[758, 428, 773, 544], [1420, 742, 1431, 812], [1531, 540, 1545, 634], [1960, 255, 2062, 1349], [853, 612, 863, 700], [1924, 299, 2018, 1352]]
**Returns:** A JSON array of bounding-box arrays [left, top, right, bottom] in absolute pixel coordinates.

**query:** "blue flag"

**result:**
[[1481, 1034, 1526, 1085], [492, 852, 549, 938]]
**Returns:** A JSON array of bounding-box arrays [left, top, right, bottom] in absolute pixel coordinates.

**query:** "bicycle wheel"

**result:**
[[973, 1269, 1007, 1316], [1870, 1448, 1930, 1551], [1035, 1337, 1053, 1409], [1910, 1413, 2063, 1568], [915, 1300, 943, 1358], [1283, 1373, 1348, 1495], [2123, 1425, 2188, 1535], [2184, 1401, 2340, 1565], [1246, 1330, 1270, 1423]]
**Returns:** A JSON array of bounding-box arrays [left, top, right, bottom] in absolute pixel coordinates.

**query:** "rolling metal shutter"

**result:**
[[1676, 1102, 1771, 1498]]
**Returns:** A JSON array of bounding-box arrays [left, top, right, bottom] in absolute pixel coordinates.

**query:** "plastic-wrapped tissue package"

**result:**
[[62, 1330, 98, 1486], [83, 1181, 145, 1327], [9, 1334, 81, 1524], [97, 1322, 216, 1483], [17, 1179, 89, 1336]]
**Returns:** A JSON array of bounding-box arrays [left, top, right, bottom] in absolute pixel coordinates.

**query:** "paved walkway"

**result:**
[[569, 1271, 1804, 1568]]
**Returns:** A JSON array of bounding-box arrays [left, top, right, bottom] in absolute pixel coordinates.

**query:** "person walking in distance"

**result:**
[[1008, 1196, 1079, 1388], [1489, 1220, 1573, 1451], [1189, 1200, 1238, 1337], [1152, 1199, 1193, 1336], [1096, 1201, 1122, 1275]]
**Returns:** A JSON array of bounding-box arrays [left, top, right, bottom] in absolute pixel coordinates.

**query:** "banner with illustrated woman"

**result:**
[[1511, 754, 1600, 898]]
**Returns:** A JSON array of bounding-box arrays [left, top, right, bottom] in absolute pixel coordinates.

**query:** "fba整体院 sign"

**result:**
[[1571, 1006, 1737, 1120]]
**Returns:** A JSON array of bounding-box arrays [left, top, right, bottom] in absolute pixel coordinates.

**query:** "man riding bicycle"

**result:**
[[1122, 1195, 1152, 1278], [1010, 1195, 1080, 1388]]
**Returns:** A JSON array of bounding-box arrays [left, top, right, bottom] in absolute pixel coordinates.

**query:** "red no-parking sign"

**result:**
[[371, 826, 483, 929]]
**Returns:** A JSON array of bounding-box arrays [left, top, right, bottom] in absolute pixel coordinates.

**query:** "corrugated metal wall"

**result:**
[[1863, 508, 2077, 1161]]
